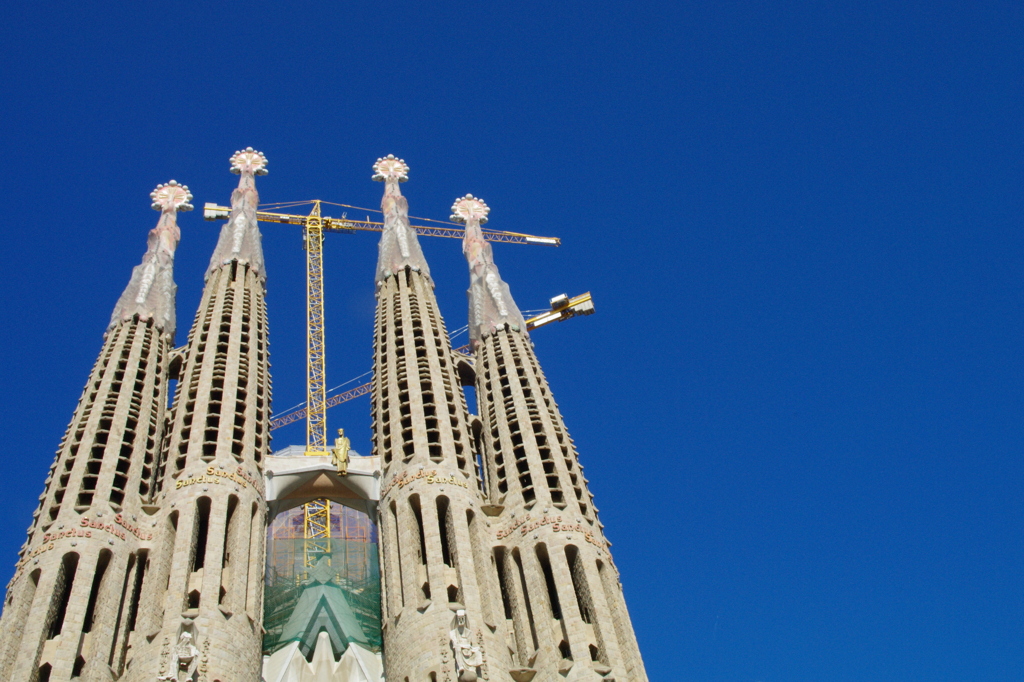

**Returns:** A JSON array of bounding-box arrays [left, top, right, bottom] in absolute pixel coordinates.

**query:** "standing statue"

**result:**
[[331, 428, 350, 476], [449, 609, 484, 682], [158, 628, 200, 681]]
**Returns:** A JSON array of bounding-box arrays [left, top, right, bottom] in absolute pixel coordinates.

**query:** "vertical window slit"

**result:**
[[536, 544, 562, 620], [389, 501, 404, 608], [191, 497, 211, 573], [46, 552, 80, 639], [82, 549, 112, 633], [220, 495, 238, 605], [436, 496, 452, 567]]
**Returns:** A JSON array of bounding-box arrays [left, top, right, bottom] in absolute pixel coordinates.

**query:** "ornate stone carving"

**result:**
[[453, 195, 527, 347], [158, 636, 171, 678], [476, 628, 490, 680], [229, 147, 269, 176], [157, 622, 200, 681], [373, 154, 431, 287], [109, 181, 189, 335], [151, 181, 195, 212], [371, 153, 409, 183], [207, 147, 267, 280], [450, 194, 490, 225], [449, 609, 485, 682], [440, 629, 453, 682]]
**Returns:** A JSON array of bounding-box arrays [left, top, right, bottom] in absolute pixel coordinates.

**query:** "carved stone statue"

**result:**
[[449, 609, 484, 682], [331, 428, 350, 476], [158, 628, 199, 681]]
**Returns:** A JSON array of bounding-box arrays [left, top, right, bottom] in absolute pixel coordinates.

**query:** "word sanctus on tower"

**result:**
[[0, 149, 647, 682]]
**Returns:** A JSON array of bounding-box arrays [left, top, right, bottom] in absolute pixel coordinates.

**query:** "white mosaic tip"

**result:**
[[372, 154, 410, 182], [230, 147, 269, 175], [450, 194, 490, 225], [150, 180, 194, 212]]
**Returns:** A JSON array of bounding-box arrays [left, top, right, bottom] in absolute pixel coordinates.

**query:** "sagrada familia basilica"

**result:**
[[0, 149, 647, 681]]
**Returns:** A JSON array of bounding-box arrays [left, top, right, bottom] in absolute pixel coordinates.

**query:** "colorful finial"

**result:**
[[109, 179, 186, 334], [230, 147, 269, 176], [450, 194, 490, 225], [372, 154, 410, 183], [150, 180, 194, 213], [373, 154, 431, 287], [457, 193, 525, 345], [207, 148, 267, 281]]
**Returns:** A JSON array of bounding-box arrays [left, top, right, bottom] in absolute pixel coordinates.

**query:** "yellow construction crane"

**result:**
[[205, 199, 561, 569], [203, 202, 560, 246]]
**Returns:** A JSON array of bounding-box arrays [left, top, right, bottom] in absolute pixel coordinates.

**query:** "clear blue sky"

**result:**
[[2, 2, 1022, 679]]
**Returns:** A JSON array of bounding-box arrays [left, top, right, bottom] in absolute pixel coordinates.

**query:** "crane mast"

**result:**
[[302, 201, 331, 568], [304, 201, 328, 456]]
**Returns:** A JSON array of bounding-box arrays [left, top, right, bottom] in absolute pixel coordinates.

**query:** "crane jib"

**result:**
[[204, 203, 560, 246]]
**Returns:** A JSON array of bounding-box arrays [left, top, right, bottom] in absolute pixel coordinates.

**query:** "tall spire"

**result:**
[[1, 184, 183, 681], [109, 180, 190, 336], [370, 156, 514, 682], [460, 191, 649, 678], [452, 194, 527, 347], [127, 147, 273, 682], [372, 154, 431, 288], [206, 146, 268, 280]]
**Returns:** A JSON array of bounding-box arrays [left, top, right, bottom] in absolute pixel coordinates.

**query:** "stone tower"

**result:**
[[0, 181, 190, 681], [126, 149, 272, 682], [370, 156, 512, 681], [454, 195, 648, 681]]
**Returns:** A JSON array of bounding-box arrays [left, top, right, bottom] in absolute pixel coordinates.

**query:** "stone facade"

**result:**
[[0, 151, 647, 682]]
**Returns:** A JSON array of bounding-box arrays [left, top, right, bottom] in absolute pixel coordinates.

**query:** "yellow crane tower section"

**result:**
[[302, 201, 330, 568], [304, 201, 328, 456]]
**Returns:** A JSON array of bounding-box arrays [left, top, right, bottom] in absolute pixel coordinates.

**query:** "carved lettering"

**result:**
[[158, 637, 170, 681], [477, 629, 490, 680], [176, 466, 262, 495], [80, 516, 127, 541], [114, 513, 154, 541], [440, 629, 453, 681], [382, 469, 470, 497], [495, 514, 608, 553], [44, 527, 91, 543], [426, 473, 469, 488], [9, 541, 57, 585], [198, 639, 210, 681]]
